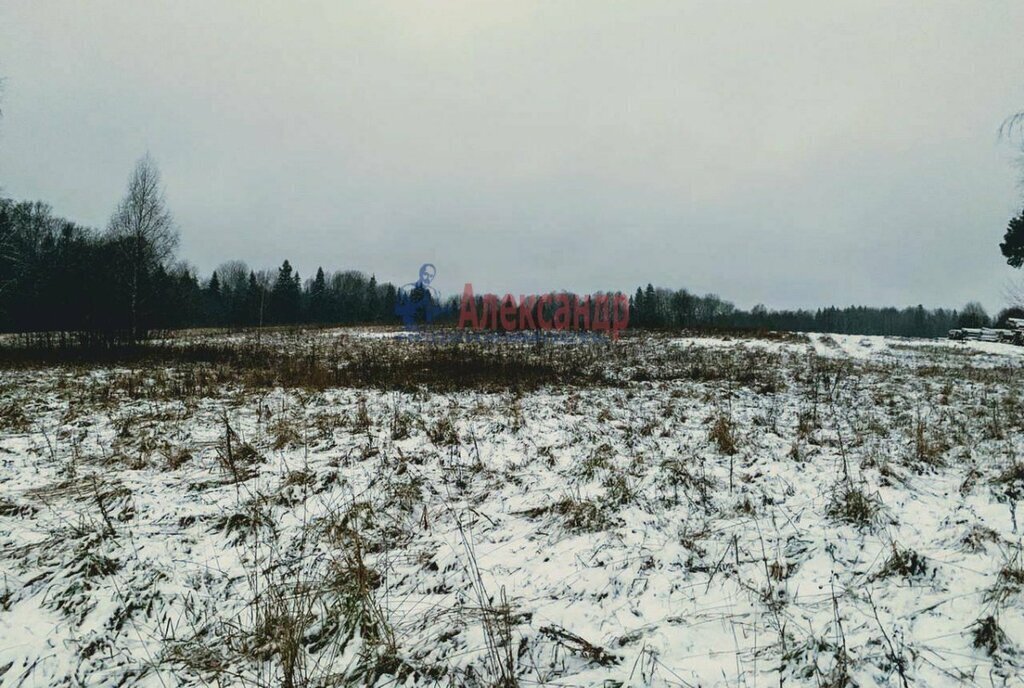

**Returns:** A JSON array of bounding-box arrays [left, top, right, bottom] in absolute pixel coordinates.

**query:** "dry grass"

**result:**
[[7, 327, 1024, 686], [709, 412, 738, 455], [828, 483, 882, 530]]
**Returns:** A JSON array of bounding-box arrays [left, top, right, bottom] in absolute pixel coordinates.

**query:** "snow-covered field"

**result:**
[[2, 329, 1024, 687]]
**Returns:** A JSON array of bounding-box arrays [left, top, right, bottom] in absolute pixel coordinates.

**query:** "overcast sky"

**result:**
[[2, 1, 1024, 311]]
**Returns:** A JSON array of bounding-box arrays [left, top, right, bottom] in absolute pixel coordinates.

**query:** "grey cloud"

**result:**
[[2, 0, 1023, 311]]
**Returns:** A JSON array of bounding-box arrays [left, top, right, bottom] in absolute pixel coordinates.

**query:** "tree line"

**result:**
[[0, 157, 400, 342], [0, 200, 401, 340], [628, 285, 999, 338], [0, 155, 1005, 342]]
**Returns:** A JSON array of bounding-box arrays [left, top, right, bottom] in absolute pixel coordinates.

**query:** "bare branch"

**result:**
[[999, 111, 1024, 149]]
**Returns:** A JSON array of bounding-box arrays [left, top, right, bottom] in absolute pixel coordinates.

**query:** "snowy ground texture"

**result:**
[[3, 328, 1024, 687]]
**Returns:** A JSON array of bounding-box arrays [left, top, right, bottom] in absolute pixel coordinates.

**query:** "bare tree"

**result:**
[[999, 111, 1024, 190], [107, 153, 178, 339], [1003, 277, 1024, 310], [1000, 111, 1024, 146], [215, 260, 250, 294], [958, 301, 990, 328], [253, 268, 273, 342]]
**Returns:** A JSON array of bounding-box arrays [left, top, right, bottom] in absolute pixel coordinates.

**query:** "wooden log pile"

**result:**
[[949, 318, 1024, 344]]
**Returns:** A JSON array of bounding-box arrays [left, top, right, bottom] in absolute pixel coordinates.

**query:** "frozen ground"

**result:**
[[2, 329, 1024, 687]]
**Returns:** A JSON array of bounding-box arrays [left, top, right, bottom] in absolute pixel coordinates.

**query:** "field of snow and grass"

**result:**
[[2, 328, 1024, 687]]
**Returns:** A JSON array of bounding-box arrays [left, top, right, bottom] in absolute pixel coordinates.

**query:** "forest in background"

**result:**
[[0, 157, 1006, 343]]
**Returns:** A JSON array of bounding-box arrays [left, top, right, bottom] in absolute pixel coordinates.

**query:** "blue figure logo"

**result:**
[[395, 263, 447, 330]]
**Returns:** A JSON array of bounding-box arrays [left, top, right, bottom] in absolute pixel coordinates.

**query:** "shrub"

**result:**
[[709, 413, 738, 455]]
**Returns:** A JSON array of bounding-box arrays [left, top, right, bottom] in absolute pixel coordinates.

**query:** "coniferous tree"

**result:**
[[633, 287, 645, 327], [203, 271, 223, 325], [382, 283, 397, 323], [1001, 209, 1024, 268], [271, 260, 301, 324], [246, 271, 263, 327], [644, 284, 658, 327], [366, 275, 380, 322], [310, 267, 327, 323]]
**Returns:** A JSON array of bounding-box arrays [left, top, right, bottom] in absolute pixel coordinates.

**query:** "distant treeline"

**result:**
[[0, 197, 401, 339], [628, 285, 1001, 338], [0, 170, 1008, 342]]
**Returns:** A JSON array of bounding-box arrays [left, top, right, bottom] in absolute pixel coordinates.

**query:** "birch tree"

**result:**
[[107, 154, 178, 339]]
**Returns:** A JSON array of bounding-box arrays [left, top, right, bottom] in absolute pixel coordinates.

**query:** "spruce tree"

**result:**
[[383, 283, 397, 324], [633, 287, 645, 327], [644, 284, 658, 327], [271, 260, 301, 324], [1001, 209, 1024, 268], [246, 271, 262, 326], [204, 271, 223, 325], [366, 275, 380, 322], [310, 267, 327, 323]]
